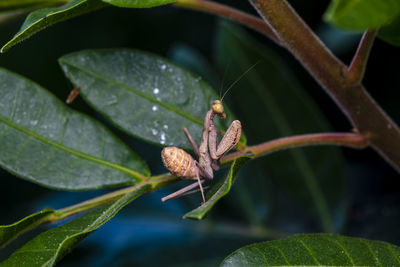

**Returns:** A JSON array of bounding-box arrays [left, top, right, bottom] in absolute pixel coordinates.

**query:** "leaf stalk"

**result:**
[[346, 29, 378, 86], [222, 132, 369, 165]]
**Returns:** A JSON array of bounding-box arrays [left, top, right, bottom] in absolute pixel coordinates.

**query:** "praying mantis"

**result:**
[[161, 62, 258, 204], [161, 99, 242, 203]]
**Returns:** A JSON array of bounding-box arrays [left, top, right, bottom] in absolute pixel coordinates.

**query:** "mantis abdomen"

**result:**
[[162, 147, 197, 179]]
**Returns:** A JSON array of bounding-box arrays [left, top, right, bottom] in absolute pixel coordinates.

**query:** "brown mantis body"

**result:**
[[161, 100, 242, 203]]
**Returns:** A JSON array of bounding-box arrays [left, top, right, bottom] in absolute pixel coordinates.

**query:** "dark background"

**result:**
[[0, 1, 399, 266]]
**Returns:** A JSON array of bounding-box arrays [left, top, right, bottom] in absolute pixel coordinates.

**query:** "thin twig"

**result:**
[[50, 174, 179, 222], [346, 29, 378, 86], [174, 0, 281, 45], [222, 132, 369, 165]]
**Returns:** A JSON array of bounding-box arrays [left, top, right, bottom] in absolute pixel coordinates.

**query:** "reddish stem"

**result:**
[[249, 0, 400, 172], [174, 0, 281, 45], [222, 132, 369, 164], [346, 29, 378, 86]]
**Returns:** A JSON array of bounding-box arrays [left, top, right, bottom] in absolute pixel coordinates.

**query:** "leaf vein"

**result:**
[[385, 242, 400, 264], [0, 115, 146, 180], [297, 238, 321, 265], [323, 235, 355, 265], [270, 243, 291, 265], [254, 246, 269, 265], [362, 239, 381, 266]]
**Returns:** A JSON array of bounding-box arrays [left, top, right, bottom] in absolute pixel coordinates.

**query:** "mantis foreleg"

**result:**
[[209, 120, 242, 161]]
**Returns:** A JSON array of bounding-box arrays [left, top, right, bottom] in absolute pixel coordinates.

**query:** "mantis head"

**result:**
[[212, 100, 226, 119]]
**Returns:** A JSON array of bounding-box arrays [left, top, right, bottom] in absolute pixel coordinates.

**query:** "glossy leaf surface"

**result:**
[[221, 233, 400, 266], [0, 68, 149, 190], [102, 0, 175, 8], [0, 209, 55, 248], [324, 0, 400, 30], [216, 22, 347, 232], [1, 0, 108, 52], [184, 156, 250, 220], [59, 49, 245, 150], [1, 184, 150, 266]]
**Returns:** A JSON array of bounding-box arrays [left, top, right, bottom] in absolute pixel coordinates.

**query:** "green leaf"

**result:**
[[0, 68, 149, 190], [0, 184, 150, 266], [221, 233, 400, 266], [378, 14, 400, 46], [215, 22, 347, 232], [0, 209, 55, 248], [324, 0, 400, 30], [102, 0, 175, 8], [59, 49, 246, 150], [0, 1, 61, 24], [1, 0, 108, 52], [184, 156, 251, 220]]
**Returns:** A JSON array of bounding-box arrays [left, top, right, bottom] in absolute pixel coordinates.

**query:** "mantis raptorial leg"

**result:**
[[209, 117, 242, 160]]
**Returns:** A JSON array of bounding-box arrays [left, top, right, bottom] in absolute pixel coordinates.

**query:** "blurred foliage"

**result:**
[[379, 14, 400, 47], [324, 0, 400, 30], [0, 0, 400, 266]]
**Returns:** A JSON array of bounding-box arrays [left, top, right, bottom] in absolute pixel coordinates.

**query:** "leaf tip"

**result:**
[[1, 37, 19, 53], [1, 44, 9, 53]]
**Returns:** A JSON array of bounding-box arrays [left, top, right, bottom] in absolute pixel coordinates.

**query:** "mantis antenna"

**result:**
[[219, 62, 231, 100], [220, 60, 261, 102]]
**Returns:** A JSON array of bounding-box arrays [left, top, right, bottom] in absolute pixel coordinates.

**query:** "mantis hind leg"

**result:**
[[161, 179, 205, 202], [196, 168, 206, 204]]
